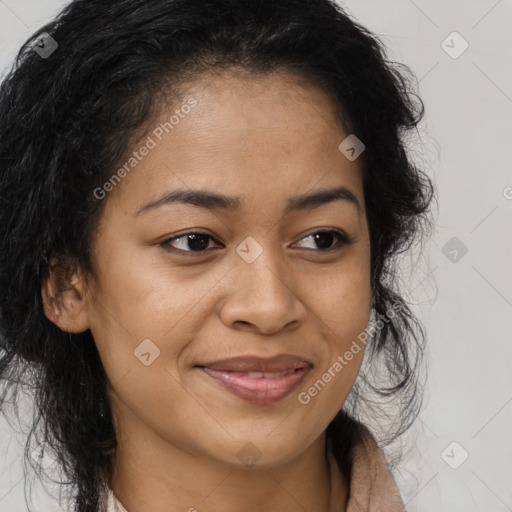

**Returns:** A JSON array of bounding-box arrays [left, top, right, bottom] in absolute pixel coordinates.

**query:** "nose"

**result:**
[[218, 246, 307, 335]]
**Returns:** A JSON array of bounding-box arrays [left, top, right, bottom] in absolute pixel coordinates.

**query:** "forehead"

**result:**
[[101, 68, 364, 217], [168, 67, 345, 148]]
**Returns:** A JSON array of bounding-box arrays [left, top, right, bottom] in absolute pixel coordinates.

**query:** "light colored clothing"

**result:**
[[106, 425, 405, 512], [329, 425, 406, 511]]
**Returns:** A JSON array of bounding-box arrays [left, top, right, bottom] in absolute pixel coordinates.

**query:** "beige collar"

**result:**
[[327, 424, 406, 511]]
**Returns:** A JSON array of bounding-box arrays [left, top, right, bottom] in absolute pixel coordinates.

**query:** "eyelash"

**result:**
[[159, 229, 354, 255]]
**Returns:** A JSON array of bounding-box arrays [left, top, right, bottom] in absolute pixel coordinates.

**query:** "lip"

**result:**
[[196, 354, 313, 404], [197, 354, 313, 372], [199, 366, 311, 404]]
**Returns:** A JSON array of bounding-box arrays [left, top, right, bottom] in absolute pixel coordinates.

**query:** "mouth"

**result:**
[[195, 354, 313, 404]]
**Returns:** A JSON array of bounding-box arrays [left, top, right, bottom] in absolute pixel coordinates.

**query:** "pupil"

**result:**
[[314, 232, 334, 249], [188, 234, 209, 251]]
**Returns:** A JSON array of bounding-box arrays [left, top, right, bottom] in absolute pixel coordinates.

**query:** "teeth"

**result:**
[[244, 370, 294, 378]]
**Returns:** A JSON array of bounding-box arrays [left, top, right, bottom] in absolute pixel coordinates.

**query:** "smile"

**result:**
[[198, 366, 311, 404]]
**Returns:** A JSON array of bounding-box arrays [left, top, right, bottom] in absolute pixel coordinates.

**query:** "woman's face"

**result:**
[[81, 69, 372, 469]]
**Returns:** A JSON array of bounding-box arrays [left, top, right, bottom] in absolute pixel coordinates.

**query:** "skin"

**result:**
[[42, 68, 372, 512]]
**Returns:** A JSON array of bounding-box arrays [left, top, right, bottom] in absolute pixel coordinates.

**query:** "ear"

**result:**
[[41, 257, 91, 333]]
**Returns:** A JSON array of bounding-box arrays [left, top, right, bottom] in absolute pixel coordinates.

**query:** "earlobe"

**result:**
[[41, 259, 91, 334]]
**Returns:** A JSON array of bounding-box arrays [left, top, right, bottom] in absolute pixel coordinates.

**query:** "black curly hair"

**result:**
[[0, 0, 434, 510]]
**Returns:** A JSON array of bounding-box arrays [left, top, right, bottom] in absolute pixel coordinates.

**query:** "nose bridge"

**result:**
[[237, 235, 293, 299], [219, 234, 305, 332]]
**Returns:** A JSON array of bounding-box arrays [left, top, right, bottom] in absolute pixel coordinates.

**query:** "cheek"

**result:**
[[300, 281, 370, 424], [311, 258, 372, 339], [88, 243, 207, 336], [307, 256, 371, 396], [86, 256, 224, 390]]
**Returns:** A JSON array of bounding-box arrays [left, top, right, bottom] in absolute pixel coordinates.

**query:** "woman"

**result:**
[[0, 0, 434, 511]]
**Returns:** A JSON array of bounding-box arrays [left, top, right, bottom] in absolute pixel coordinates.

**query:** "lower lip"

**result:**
[[199, 366, 311, 404]]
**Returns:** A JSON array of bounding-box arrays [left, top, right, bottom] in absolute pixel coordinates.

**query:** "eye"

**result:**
[[160, 232, 221, 254], [293, 229, 354, 251], [159, 229, 354, 255]]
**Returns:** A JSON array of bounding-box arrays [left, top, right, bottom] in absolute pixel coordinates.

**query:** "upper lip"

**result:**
[[197, 354, 314, 372]]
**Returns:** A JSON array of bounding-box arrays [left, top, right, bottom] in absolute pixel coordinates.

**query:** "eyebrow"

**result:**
[[135, 185, 362, 217]]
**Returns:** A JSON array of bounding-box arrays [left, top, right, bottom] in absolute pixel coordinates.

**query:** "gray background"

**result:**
[[0, 0, 511, 511]]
